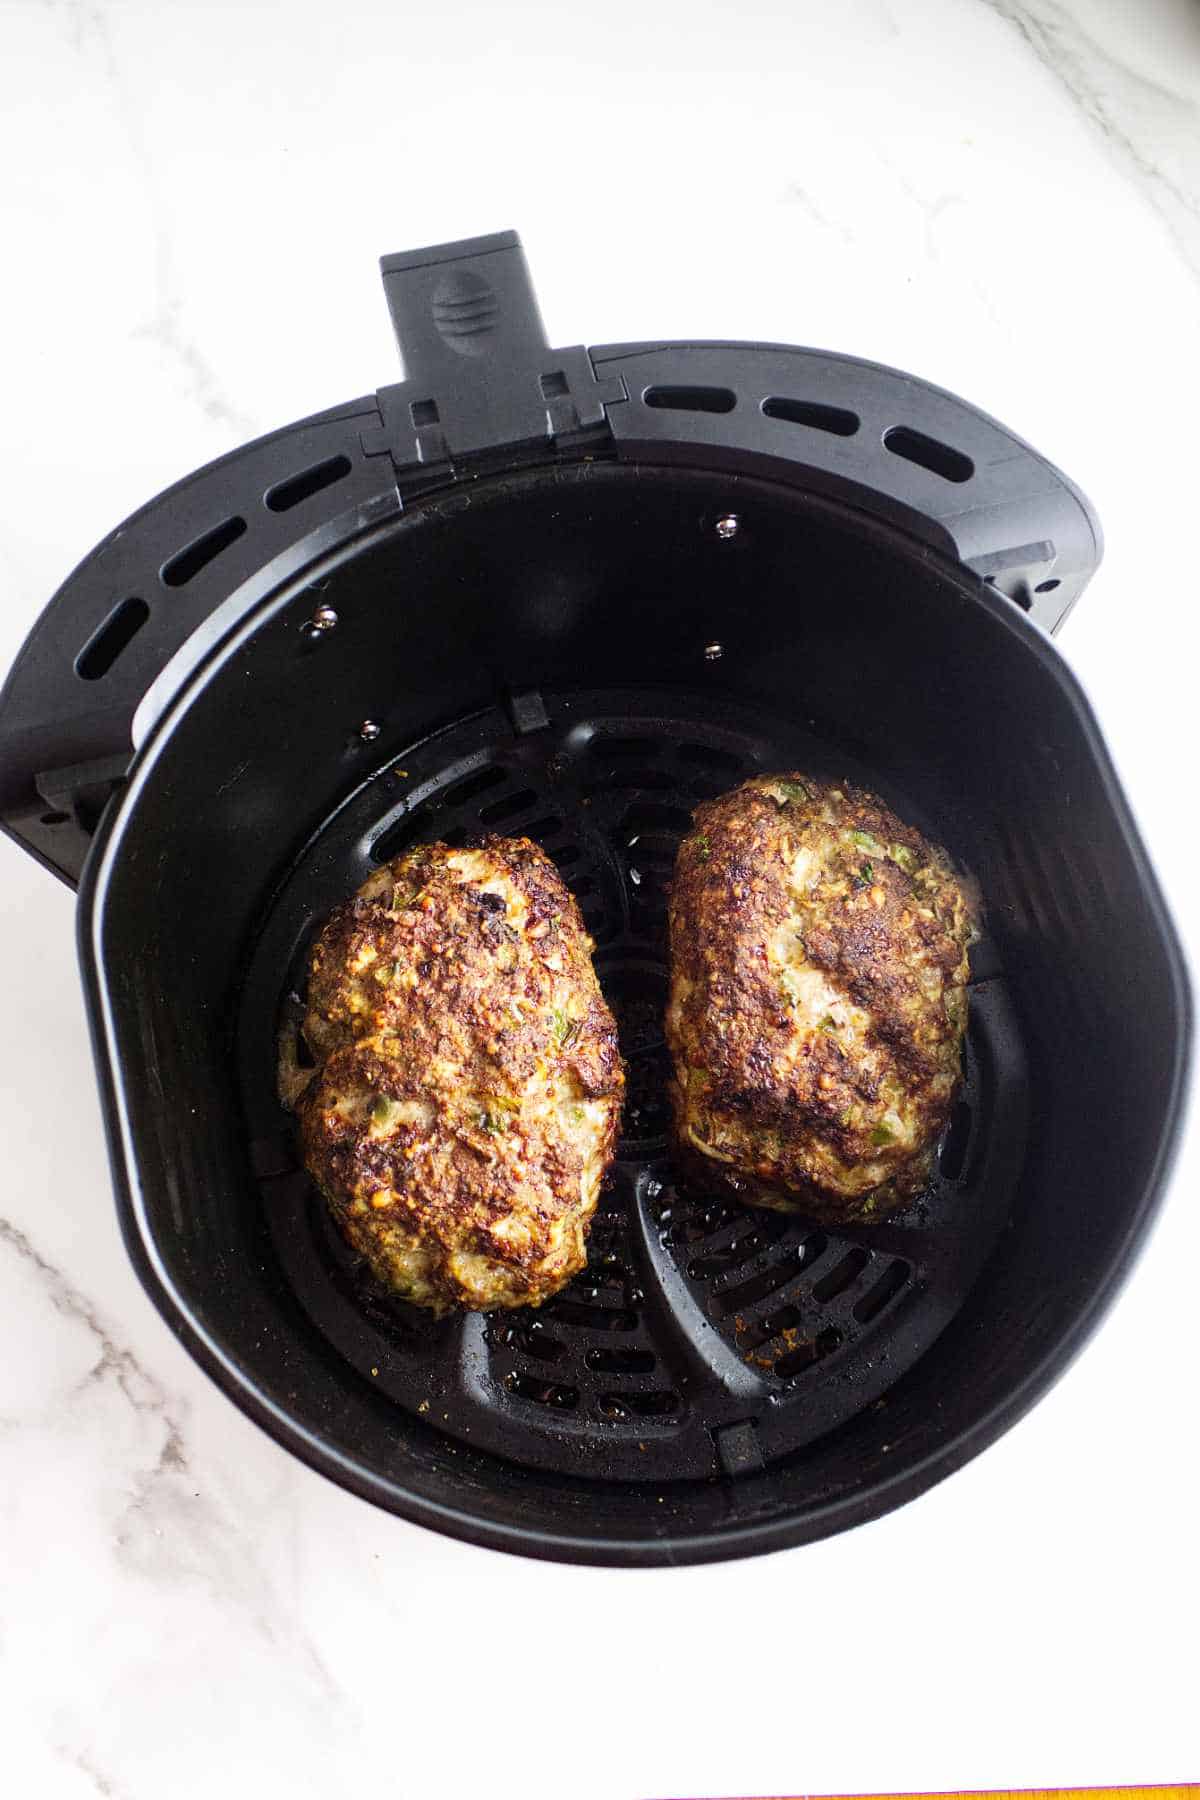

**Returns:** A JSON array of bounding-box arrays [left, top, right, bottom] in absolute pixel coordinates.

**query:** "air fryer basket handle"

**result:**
[[367, 231, 624, 467], [380, 231, 549, 402]]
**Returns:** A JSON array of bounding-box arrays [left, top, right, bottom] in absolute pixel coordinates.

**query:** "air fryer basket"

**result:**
[[0, 234, 1189, 1564]]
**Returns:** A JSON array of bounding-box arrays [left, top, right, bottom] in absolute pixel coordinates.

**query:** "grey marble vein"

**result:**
[[982, 0, 1200, 278], [886, 161, 971, 266], [0, 1216, 342, 1705], [0, 1215, 168, 1419], [784, 182, 856, 243], [62, 1746, 128, 1800], [45, 0, 257, 434]]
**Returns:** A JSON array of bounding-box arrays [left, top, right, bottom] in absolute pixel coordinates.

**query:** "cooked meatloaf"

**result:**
[[287, 837, 624, 1314], [666, 774, 977, 1223]]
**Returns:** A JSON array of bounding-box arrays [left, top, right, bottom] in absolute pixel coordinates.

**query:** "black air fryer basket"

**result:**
[[1, 232, 1189, 1565]]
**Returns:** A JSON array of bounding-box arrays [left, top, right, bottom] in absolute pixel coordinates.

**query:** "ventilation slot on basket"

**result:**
[[599, 1391, 678, 1419], [852, 1259, 911, 1324], [586, 1347, 656, 1375], [507, 1373, 579, 1409], [643, 385, 736, 414], [370, 816, 415, 865], [607, 969, 667, 1055], [161, 516, 247, 587], [883, 426, 973, 484], [622, 801, 694, 839], [479, 789, 537, 825], [548, 1300, 638, 1332], [589, 734, 662, 760], [666, 1196, 743, 1246], [75, 597, 150, 681], [522, 814, 564, 843], [677, 741, 747, 774], [265, 455, 352, 513], [588, 1249, 630, 1290], [715, 1249, 809, 1315], [811, 1247, 869, 1302], [775, 1326, 842, 1378], [590, 768, 676, 797], [445, 766, 507, 806], [688, 1219, 787, 1281], [621, 1050, 671, 1147], [511, 1326, 566, 1364], [366, 765, 532, 866], [939, 1100, 973, 1181], [762, 396, 859, 436], [737, 1303, 802, 1351]]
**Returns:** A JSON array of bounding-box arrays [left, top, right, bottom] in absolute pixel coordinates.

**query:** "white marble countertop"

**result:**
[[2, 3, 1198, 1796]]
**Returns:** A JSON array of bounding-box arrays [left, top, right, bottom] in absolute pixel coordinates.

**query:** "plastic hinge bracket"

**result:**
[[35, 752, 130, 827], [361, 231, 626, 480]]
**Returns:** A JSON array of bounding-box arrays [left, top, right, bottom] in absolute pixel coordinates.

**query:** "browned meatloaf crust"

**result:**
[[666, 774, 977, 1223], [286, 836, 624, 1314]]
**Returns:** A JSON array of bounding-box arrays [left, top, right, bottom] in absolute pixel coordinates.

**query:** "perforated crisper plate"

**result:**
[[237, 689, 1028, 1484]]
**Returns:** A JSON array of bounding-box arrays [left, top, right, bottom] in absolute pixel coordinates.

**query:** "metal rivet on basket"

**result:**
[[704, 641, 724, 661], [714, 513, 740, 541], [302, 604, 339, 642], [358, 719, 381, 742]]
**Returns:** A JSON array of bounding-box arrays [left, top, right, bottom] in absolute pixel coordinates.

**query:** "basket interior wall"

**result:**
[[88, 463, 1182, 1553]]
